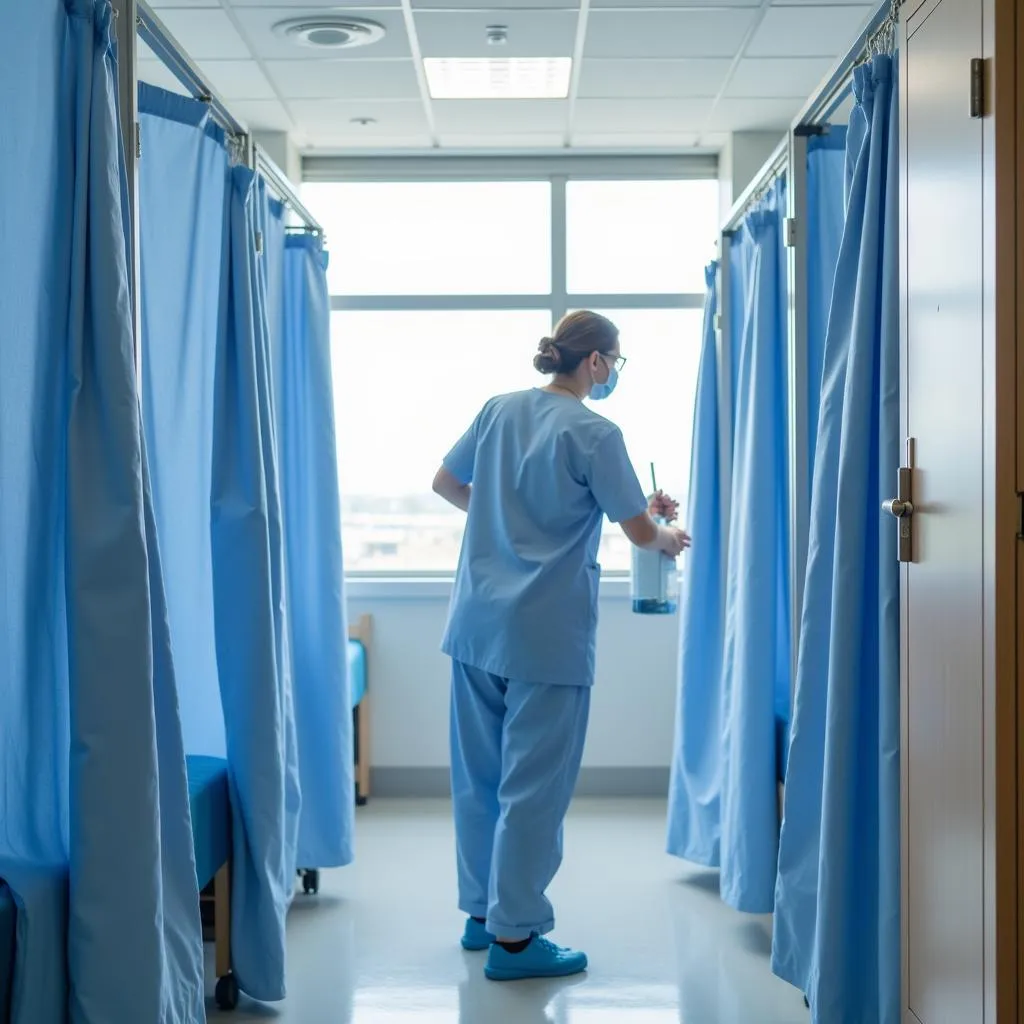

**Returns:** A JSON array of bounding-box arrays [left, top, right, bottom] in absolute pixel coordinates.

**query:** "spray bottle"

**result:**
[[630, 463, 679, 615]]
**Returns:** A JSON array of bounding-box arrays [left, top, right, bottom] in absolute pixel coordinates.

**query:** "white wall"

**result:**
[[347, 578, 681, 795], [718, 131, 785, 222]]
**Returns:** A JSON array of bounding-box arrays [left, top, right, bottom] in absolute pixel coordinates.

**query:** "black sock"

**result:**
[[497, 938, 531, 954], [471, 916, 487, 925]]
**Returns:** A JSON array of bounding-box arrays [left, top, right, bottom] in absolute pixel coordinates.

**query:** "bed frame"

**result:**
[[350, 613, 372, 805]]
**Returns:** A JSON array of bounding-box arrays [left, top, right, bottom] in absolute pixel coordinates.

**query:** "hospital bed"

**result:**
[[0, 884, 14, 1024], [295, 614, 372, 897], [186, 755, 237, 1011]]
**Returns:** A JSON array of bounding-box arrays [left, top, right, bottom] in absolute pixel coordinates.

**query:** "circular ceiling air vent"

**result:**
[[272, 16, 386, 50]]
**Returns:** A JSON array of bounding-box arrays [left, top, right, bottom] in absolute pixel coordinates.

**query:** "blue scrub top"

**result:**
[[441, 389, 647, 688]]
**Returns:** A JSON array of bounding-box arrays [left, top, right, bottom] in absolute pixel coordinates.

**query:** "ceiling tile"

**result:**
[[229, 0, 400, 6], [573, 97, 712, 134], [303, 134, 434, 152], [413, 10, 579, 58], [414, 0, 577, 7], [231, 7, 411, 59], [146, 1, 224, 8], [264, 58, 421, 99], [585, 9, 756, 58], [288, 98, 430, 134], [746, 5, 873, 57], [230, 98, 296, 130], [154, 9, 251, 60], [708, 96, 803, 131], [591, 0, 756, 5], [197, 60, 277, 99], [725, 56, 834, 97], [437, 133, 568, 147], [578, 58, 731, 98], [432, 99, 568, 133], [138, 60, 192, 96], [571, 131, 700, 148]]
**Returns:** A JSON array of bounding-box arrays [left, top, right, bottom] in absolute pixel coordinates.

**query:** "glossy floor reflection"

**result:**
[[205, 798, 808, 1023]]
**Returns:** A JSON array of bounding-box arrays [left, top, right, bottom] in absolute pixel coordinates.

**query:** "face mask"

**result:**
[[589, 362, 618, 401]]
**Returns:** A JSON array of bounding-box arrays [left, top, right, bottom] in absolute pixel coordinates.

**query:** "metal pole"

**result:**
[[112, 0, 141, 376], [786, 130, 810, 695]]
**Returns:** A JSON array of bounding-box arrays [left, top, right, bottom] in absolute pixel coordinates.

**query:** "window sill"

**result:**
[[345, 574, 639, 602]]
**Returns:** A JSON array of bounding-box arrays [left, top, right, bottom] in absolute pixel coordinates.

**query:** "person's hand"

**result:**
[[656, 525, 691, 558], [648, 489, 680, 523]]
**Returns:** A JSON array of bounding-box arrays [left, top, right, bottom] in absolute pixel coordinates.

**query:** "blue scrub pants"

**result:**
[[449, 659, 590, 941]]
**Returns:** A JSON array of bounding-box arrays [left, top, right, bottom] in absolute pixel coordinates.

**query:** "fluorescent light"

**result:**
[[424, 58, 572, 100]]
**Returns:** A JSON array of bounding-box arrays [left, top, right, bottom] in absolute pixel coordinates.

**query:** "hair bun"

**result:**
[[533, 337, 562, 375]]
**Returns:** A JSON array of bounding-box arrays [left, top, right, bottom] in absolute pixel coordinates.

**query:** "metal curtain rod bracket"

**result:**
[[137, 0, 248, 139], [791, 0, 902, 129], [721, 136, 788, 236], [253, 145, 325, 238]]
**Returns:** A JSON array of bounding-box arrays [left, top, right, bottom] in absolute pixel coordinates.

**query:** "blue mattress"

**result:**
[[348, 639, 367, 708], [186, 756, 230, 891], [0, 883, 15, 1024]]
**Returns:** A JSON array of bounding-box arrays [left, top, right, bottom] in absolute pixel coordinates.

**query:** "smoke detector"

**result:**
[[273, 15, 386, 50]]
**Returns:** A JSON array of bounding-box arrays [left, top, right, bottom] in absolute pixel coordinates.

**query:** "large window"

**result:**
[[304, 173, 717, 575]]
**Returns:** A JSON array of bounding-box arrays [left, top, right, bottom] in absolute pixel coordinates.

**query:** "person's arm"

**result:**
[[620, 512, 690, 557], [432, 466, 472, 513], [584, 429, 690, 556]]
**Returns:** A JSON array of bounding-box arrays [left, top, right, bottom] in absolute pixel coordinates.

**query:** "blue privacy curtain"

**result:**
[[279, 236, 355, 869], [1, 4, 203, 1024], [139, 89, 302, 1003], [772, 56, 900, 1024], [212, 165, 301, 1003], [806, 128, 848, 480], [718, 177, 790, 913], [668, 181, 790, 916], [667, 262, 724, 864], [139, 85, 229, 757], [667, 263, 725, 865]]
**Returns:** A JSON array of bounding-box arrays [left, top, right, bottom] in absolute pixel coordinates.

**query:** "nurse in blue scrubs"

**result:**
[[432, 310, 690, 982]]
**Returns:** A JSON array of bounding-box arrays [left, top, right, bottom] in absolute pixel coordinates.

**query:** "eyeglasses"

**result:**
[[604, 353, 627, 372]]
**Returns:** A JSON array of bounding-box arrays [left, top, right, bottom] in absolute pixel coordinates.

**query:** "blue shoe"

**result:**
[[461, 917, 496, 951], [484, 935, 588, 981]]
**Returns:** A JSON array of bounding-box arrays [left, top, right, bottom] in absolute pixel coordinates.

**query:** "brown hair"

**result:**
[[533, 310, 619, 375]]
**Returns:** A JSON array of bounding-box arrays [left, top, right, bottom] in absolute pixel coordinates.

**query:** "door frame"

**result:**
[[898, 0, 1019, 1019]]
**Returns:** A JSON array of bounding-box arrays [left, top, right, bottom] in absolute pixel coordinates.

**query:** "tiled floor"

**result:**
[[206, 798, 808, 1023]]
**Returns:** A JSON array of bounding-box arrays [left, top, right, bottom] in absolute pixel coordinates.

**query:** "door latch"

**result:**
[[882, 439, 914, 563]]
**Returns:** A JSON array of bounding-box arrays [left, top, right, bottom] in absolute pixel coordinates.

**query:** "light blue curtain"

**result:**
[[719, 177, 790, 913], [139, 85, 229, 758], [667, 182, 790, 916], [1, 4, 203, 1024], [772, 56, 900, 1024], [806, 128, 849, 481], [279, 236, 355, 868], [667, 263, 724, 866], [212, 166, 301, 1003]]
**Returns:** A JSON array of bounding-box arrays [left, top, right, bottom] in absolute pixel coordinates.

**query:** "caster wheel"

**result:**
[[302, 869, 320, 895], [356, 794, 368, 807], [215, 973, 239, 1011]]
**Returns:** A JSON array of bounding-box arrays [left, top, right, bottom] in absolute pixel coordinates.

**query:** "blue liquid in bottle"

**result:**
[[630, 516, 678, 615]]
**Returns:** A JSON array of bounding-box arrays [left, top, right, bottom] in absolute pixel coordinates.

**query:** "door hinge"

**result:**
[[135, 121, 142, 160], [784, 217, 797, 248], [970, 58, 984, 119]]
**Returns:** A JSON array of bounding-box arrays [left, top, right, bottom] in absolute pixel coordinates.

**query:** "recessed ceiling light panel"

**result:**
[[424, 58, 572, 100], [272, 16, 386, 50]]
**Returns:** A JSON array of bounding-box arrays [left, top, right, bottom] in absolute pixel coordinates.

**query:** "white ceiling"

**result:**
[[138, 0, 876, 153]]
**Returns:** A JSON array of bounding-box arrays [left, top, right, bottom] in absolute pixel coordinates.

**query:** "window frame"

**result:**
[[308, 157, 715, 581]]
